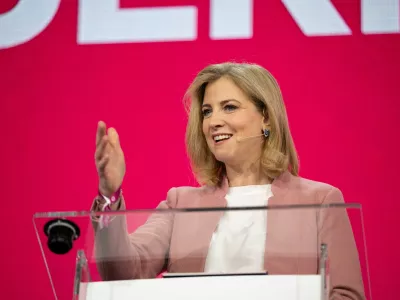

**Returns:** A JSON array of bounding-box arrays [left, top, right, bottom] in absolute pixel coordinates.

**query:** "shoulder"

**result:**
[[284, 173, 345, 205]]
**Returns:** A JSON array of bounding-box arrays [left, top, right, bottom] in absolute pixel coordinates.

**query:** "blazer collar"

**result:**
[[200, 170, 292, 207]]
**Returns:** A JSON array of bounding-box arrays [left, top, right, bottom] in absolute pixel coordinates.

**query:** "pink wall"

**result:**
[[1, 1, 399, 299]]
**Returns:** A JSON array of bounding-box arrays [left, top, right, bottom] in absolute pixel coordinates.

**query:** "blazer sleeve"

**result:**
[[319, 187, 366, 300], [93, 187, 178, 280]]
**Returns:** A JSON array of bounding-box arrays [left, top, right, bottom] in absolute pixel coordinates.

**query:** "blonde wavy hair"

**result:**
[[184, 62, 299, 187]]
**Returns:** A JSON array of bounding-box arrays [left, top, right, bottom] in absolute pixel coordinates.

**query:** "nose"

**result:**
[[208, 111, 225, 130]]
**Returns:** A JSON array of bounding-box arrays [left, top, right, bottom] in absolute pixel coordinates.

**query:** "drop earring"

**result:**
[[263, 128, 270, 138]]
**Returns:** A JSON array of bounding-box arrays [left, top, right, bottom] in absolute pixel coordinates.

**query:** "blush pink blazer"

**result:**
[[93, 171, 366, 300]]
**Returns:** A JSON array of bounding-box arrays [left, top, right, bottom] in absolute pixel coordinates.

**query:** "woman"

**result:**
[[92, 62, 365, 300]]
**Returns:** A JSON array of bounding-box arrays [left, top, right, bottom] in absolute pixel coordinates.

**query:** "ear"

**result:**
[[261, 116, 270, 128], [261, 107, 269, 124]]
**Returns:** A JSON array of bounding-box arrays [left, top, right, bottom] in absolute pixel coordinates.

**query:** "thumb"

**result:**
[[108, 127, 120, 148]]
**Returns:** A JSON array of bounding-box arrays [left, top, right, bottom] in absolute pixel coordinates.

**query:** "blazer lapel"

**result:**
[[195, 179, 229, 271], [175, 179, 228, 272], [268, 170, 291, 206], [264, 171, 292, 273]]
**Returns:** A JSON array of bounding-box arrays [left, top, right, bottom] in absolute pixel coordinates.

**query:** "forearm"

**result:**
[[90, 194, 173, 280], [94, 217, 143, 280], [91, 196, 147, 280]]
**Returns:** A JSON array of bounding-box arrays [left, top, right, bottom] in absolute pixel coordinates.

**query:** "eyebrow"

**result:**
[[202, 98, 240, 108]]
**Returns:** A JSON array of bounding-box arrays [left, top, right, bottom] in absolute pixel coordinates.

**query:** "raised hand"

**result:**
[[95, 121, 126, 197]]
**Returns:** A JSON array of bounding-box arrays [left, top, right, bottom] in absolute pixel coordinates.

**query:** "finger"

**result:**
[[95, 135, 109, 161], [97, 153, 110, 172], [108, 127, 120, 148], [96, 121, 107, 147]]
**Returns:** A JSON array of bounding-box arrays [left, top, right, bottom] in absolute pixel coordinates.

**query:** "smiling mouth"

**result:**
[[213, 134, 233, 143]]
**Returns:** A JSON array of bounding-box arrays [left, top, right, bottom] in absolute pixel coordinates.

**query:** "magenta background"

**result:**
[[1, 0, 399, 299]]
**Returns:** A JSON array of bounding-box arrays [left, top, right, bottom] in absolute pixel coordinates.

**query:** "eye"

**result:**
[[202, 108, 212, 118], [224, 104, 237, 112]]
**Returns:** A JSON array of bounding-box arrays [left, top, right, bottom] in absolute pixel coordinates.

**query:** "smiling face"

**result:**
[[202, 76, 265, 168]]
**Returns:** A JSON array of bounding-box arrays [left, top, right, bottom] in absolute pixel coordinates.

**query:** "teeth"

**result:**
[[214, 134, 232, 141]]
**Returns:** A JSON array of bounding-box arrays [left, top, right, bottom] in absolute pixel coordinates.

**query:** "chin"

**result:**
[[209, 144, 236, 164], [213, 153, 235, 165]]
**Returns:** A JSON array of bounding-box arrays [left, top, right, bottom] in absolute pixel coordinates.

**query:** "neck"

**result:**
[[225, 161, 271, 187]]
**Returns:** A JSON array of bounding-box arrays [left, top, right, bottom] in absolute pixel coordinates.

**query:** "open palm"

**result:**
[[95, 121, 126, 197]]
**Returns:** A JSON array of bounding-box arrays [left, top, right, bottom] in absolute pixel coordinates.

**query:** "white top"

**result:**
[[204, 184, 273, 274]]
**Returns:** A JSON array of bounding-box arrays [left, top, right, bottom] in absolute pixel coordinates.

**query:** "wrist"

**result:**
[[98, 186, 122, 208], [98, 184, 118, 198], [92, 188, 123, 229]]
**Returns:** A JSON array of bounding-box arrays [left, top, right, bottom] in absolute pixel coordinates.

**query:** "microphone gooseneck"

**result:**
[[235, 133, 265, 143]]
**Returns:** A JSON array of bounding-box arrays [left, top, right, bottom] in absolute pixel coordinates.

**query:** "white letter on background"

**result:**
[[362, 0, 399, 34], [281, 0, 351, 36], [210, 0, 253, 39], [0, 0, 61, 49], [78, 0, 197, 44]]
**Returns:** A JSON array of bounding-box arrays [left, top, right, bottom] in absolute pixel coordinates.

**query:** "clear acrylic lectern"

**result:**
[[33, 203, 371, 300]]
